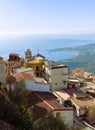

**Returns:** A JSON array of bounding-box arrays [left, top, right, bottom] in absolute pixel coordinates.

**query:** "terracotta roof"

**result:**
[[63, 88, 83, 96], [28, 91, 72, 121], [21, 72, 34, 81], [8, 73, 24, 84], [63, 88, 95, 108], [8, 72, 48, 86], [70, 96, 95, 108], [0, 57, 3, 60], [9, 53, 19, 56], [8, 72, 34, 84]]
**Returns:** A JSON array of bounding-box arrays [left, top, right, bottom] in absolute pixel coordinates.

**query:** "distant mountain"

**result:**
[[54, 43, 95, 73]]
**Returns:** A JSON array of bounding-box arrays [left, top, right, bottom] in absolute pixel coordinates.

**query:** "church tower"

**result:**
[[25, 49, 32, 59]]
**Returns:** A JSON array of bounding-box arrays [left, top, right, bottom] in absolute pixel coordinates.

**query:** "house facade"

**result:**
[[0, 57, 6, 88], [54, 87, 95, 123], [28, 91, 73, 128], [43, 64, 69, 90], [24, 52, 45, 77], [6, 53, 23, 75]]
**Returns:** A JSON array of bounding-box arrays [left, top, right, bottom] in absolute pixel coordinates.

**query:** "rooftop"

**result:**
[[63, 88, 95, 108], [28, 91, 72, 120], [34, 77, 47, 84], [53, 89, 70, 100], [63, 88, 83, 96], [9, 53, 19, 56], [70, 96, 95, 108], [51, 64, 68, 69], [8, 72, 34, 84], [16, 67, 34, 73], [33, 53, 45, 59]]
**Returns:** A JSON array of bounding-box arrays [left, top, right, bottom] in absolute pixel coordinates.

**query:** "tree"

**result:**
[[0, 92, 33, 130], [0, 78, 33, 130], [8, 80, 30, 107], [33, 114, 68, 130]]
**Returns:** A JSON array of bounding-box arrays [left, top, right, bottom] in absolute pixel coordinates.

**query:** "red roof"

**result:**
[[8, 72, 34, 84], [9, 53, 19, 56], [0, 57, 3, 60], [63, 88, 83, 96], [21, 72, 34, 81], [28, 91, 72, 121]]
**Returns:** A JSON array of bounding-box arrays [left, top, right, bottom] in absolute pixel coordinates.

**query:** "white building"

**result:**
[[29, 91, 73, 128], [8, 72, 50, 92]]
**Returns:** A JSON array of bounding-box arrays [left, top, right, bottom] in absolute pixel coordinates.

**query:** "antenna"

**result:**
[[38, 49, 39, 54]]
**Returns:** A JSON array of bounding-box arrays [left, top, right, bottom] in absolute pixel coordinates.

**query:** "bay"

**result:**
[[0, 35, 94, 61]]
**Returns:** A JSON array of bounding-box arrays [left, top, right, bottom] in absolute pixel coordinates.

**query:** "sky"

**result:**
[[0, 0, 95, 35]]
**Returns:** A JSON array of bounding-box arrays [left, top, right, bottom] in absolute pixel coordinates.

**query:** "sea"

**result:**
[[0, 35, 94, 61]]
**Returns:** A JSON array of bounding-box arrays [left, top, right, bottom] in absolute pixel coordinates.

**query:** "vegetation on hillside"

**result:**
[[55, 43, 95, 73], [0, 81, 33, 130]]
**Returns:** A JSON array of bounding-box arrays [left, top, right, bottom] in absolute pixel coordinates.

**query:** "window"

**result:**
[[63, 81, 66, 85]]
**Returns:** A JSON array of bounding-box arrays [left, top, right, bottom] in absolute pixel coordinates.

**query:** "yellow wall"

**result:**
[[23, 59, 44, 76]]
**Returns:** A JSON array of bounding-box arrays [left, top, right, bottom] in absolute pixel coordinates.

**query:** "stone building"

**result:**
[[25, 49, 32, 59], [43, 63, 69, 90], [6, 53, 23, 75], [0, 57, 6, 86]]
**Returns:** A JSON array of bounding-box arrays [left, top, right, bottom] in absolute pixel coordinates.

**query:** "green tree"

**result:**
[[0, 93, 33, 130], [33, 114, 68, 130], [8, 80, 30, 107]]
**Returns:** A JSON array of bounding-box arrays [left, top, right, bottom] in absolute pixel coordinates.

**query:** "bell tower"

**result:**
[[25, 49, 32, 59]]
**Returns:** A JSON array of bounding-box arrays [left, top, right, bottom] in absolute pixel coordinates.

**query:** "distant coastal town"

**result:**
[[1, 49, 95, 130]]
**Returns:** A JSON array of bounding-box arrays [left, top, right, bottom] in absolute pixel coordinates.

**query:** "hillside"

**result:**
[[53, 43, 95, 73]]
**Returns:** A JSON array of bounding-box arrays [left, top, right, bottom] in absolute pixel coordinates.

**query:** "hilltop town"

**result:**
[[1, 49, 95, 130]]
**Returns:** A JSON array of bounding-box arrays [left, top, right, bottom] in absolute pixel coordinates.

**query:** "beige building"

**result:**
[[43, 63, 69, 90], [0, 57, 6, 85]]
